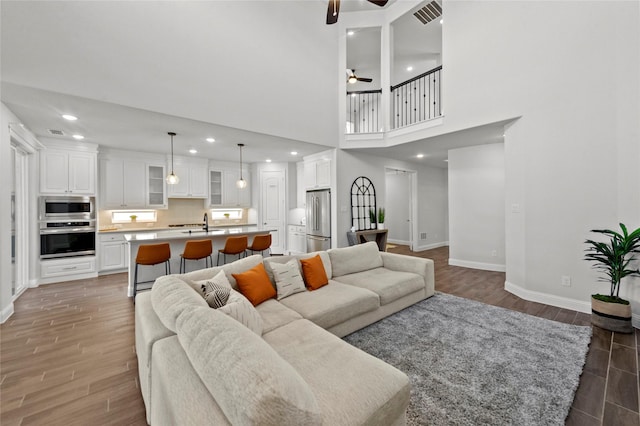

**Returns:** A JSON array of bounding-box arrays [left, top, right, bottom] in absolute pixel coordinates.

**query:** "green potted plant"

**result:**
[[129, 214, 138, 223], [377, 207, 386, 230], [584, 223, 640, 333], [369, 208, 377, 229]]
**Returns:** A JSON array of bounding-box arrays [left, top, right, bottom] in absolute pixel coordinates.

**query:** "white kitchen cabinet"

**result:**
[[147, 164, 167, 208], [288, 225, 306, 254], [304, 158, 331, 190], [98, 233, 128, 272], [168, 157, 208, 199], [208, 167, 251, 207], [40, 149, 96, 195], [100, 158, 146, 209], [40, 256, 96, 283]]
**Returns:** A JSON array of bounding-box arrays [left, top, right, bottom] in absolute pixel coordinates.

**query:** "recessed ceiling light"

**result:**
[[266, 159, 272, 163], [416, 154, 424, 158], [407, 66, 414, 72], [444, 159, 449, 162], [290, 151, 298, 156], [72, 134, 84, 140], [206, 137, 215, 143], [347, 30, 355, 36], [440, 19, 443, 24], [189, 149, 198, 154], [62, 114, 78, 121]]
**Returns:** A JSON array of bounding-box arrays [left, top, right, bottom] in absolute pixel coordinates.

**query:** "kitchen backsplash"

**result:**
[[98, 199, 252, 230]]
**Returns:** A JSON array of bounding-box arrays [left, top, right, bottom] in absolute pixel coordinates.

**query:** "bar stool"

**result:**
[[134, 243, 171, 299], [180, 239, 213, 273], [217, 236, 248, 265], [247, 234, 272, 257]]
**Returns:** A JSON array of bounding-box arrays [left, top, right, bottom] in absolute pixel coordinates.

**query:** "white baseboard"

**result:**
[[414, 241, 449, 252], [29, 278, 39, 288], [633, 313, 640, 330], [1, 303, 14, 324], [387, 238, 411, 246], [449, 258, 506, 272], [504, 281, 591, 314]]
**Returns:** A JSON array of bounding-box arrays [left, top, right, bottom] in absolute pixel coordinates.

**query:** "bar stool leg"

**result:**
[[133, 263, 139, 300]]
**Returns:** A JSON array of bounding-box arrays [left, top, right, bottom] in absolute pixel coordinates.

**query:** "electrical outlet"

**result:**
[[561, 276, 571, 287], [491, 250, 497, 257]]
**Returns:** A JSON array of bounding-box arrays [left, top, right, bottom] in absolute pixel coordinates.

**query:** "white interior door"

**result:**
[[385, 168, 415, 248], [260, 169, 285, 254]]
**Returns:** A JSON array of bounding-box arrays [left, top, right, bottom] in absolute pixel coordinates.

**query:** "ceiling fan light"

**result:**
[[348, 76, 357, 84]]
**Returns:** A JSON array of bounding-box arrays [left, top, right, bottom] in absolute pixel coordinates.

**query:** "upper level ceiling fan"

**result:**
[[347, 69, 373, 84], [326, 0, 389, 25]]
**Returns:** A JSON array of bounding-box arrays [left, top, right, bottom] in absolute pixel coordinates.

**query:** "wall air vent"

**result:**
[[413, 1, 442, 25], [48, 129, 65, 136]]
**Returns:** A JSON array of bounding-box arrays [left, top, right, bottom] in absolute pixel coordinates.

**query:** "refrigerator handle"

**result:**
[[315, 196, 319, 231]]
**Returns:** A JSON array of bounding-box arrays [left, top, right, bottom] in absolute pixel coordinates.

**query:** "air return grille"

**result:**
[[48, 129, 65, 136], [413, 1, 442, 25]]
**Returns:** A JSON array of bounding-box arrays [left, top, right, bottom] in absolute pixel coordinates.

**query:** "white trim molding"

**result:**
[[633, 313, 640, 330], [414, 241, 449, 252], [387, 238, 411, 246], [449, 258, 506, 272], [505, 281, 591, 314], [1, 302, 14, 324]]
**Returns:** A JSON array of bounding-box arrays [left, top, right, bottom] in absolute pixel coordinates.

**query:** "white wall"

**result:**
[[336, 149, 448, 249], [386, 171, 411, 243], [441, 1, 640, 313], [448, 143, 505, 271]]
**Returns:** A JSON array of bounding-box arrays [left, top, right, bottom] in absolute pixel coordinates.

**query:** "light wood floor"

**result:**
[[1, 246, 638, 425]]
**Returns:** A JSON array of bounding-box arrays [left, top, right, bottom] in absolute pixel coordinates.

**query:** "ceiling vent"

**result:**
[[413, 1, 442, 25], [48, 129, 65, 136]]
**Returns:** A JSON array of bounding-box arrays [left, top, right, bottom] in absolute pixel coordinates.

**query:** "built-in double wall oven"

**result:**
[[39, 196, 96, 259]]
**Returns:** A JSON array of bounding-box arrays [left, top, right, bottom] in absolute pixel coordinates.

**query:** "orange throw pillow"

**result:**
[[300, 255, 329, 290], [232, 263, 276, 306]]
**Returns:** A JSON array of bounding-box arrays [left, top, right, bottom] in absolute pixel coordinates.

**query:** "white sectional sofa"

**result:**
[[135, 241, 435, 425]]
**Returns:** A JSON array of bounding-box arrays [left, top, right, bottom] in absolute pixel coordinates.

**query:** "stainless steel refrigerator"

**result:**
[[306, 189, 331, 252]]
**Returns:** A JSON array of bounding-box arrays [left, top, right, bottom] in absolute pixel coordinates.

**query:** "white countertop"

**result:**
[[123, 226, 276, 242], [100, 223, 257, 233]]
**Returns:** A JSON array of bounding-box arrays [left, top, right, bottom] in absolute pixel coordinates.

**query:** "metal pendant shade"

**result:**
[[236, 143, 247, 189], [166, 132, 179, 185]]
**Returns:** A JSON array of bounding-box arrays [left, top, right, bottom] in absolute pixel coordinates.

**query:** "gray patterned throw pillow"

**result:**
[[200, 270, 232, 308]]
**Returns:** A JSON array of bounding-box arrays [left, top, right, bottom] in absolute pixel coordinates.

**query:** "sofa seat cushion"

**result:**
[[334, 267, 425, 305], [255, 299, 303, 334], [176, 306, 322, 426], [279, 281, 379, 330], [263, 319, 410, 426]]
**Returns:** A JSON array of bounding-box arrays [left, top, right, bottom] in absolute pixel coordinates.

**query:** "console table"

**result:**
[[346, 229, 388, 252]]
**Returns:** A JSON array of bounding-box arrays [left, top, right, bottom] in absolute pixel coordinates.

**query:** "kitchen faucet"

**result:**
[[203, 213, 209, 232]]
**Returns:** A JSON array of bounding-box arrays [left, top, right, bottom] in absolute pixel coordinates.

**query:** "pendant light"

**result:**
[[236, 143, 247, 189], [166, 132, 179, 185]]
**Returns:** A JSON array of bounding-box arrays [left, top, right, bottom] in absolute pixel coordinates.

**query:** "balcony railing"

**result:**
[[346, 90, 382, 134], [391, 65, 442, 129]]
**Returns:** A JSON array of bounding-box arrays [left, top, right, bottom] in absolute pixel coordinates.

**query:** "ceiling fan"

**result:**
[[347, 69, 373, 84], [326, 0, 389, 25]]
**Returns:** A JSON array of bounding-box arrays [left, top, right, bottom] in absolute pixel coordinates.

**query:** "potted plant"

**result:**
[[369, 208, 376, 229], [129, 214, 138, 223], [584, 223, 640, 333], [377, 207, 386, 230]]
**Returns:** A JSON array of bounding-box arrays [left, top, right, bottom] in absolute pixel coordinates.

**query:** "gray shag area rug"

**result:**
[[344, 293, 592, 426]]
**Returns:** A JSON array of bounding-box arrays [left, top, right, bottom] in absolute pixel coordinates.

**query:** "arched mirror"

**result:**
[[351, 176, 377, 230]]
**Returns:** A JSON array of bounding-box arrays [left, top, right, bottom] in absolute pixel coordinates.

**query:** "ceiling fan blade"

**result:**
[[326, 0, 340, 25], [357, 77, 373, 83], [367, 0, 388, 7]]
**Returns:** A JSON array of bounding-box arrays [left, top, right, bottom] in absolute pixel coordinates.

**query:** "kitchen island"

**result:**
[[124, 227, 275, 297]]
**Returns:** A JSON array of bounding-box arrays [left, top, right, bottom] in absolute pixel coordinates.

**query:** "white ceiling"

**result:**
[[1, 0, 492, 168]]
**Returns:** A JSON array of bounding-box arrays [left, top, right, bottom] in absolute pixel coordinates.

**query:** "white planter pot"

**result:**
[[377, 223, 385, 230]]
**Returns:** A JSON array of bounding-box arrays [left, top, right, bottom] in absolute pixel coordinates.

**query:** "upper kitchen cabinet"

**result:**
[[100, 158, 146, 209], [146, 164, 167, 208], [40, 142, 97, 195], [208, 166, 251, 207], [304, 158, 331, 190], [168, 156, 208, 199]]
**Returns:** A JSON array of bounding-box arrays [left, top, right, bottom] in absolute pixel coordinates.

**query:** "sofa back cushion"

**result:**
[[176, 306, 323, 426], [150, 275, 208, 333], [181, 254, 263, 291], [328, 241, 383, 277]]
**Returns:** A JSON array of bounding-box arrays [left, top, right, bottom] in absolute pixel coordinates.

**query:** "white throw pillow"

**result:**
[[219, 289, 264, 335], [270, 259, 307, 300]]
